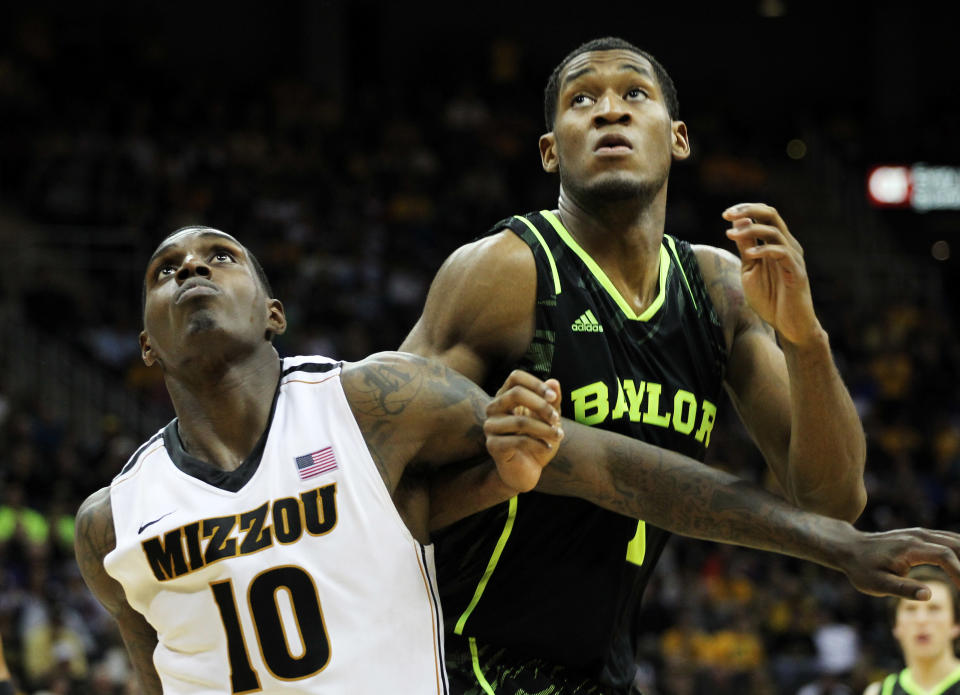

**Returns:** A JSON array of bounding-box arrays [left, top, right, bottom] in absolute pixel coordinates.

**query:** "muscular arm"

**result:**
[[399, 230, 542, 525], [400, 230, 536, 384], [75, 488, 162, 695], [696, 243, 867, 521], [340, 353, 560, 537], [481, 375, 960, 599]]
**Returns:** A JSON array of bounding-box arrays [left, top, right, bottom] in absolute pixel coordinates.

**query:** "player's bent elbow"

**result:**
[[795, 482, 867, 523]]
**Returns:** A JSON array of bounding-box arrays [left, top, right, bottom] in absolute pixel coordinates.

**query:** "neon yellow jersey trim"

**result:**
[[626, 520, 646, 566], [900, 665, 960, 695], [664, 235, 697, 312], [539, 210, 669, 321], [454, 496, 518, 635], [514, 215, 562, 295], [469, 637, 497, 695], [881, 673, 896, 695]]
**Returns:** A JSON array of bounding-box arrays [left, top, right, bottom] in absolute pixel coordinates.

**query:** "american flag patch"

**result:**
[[295, 447, 338, 480]]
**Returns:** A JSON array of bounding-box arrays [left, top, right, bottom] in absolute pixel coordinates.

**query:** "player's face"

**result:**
[[540, 49, 689, 202], [893, 582, 960, 661], [140, 227, 282, 368]]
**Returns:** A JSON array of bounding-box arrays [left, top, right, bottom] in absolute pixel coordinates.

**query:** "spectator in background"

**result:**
[[864, 566, 960, 695]]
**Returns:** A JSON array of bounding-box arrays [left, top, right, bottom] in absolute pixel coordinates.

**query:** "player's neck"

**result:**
[[557, 186, 667, 312], [906, 649, 960, 691], [165, 346, 281, 471]]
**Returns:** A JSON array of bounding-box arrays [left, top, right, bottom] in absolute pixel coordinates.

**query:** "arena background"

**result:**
[[1, 1, 959, 693]]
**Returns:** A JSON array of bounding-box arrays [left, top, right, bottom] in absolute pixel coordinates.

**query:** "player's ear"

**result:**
[[951, 622, 960, 640], [540, 132, 559, 173], [140, 330, 158, 367], [672, 121, 690, 161], [266, 298, 286, 339]]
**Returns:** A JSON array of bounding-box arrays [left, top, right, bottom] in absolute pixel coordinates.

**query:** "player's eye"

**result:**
[[572, 94, 595, 107], [626, 87, 648, 100], [156, 263, 177, 278], [212, 250, 235, 263]]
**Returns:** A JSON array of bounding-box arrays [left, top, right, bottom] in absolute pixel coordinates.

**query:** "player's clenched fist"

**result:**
[[485, 370, 564, 492]]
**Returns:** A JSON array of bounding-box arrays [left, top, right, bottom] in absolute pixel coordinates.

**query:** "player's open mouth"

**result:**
[[594, 134, 632, 154]]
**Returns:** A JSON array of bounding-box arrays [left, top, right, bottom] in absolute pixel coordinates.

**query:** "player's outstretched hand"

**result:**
[[837, 527, 960, 600], [723, 202, 821, 346], [485, 370, 564, 493]]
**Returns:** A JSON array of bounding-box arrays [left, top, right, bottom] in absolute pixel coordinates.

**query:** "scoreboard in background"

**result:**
[[868, 165, 960, 212]]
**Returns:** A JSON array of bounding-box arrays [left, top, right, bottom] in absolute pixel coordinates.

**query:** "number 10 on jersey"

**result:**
[[210, 566, 331, 693]]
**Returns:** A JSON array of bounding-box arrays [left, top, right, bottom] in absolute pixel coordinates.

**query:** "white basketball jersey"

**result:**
[[105, 356, 448, 695]]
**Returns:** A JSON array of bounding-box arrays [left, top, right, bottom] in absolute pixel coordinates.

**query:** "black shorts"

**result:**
[[444, 636, 634, 695]]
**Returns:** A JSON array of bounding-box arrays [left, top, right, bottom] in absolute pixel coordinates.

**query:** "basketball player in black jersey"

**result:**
[[402, 37, 869, 694]]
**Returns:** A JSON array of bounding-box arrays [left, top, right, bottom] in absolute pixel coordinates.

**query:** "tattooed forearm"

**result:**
[[539, 422, 850, 570]]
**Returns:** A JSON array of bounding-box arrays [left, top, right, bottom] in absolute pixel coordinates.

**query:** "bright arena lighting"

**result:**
[[867, 166, 911, 207]]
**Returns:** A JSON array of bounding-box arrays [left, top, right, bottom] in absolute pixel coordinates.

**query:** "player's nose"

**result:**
[[593, 94, 630, 126], [175, 255, 212, 283]]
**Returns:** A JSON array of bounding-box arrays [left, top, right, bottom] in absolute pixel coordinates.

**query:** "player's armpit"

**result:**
[[75, 488, 162, 695], [400, 230, 537, 384]]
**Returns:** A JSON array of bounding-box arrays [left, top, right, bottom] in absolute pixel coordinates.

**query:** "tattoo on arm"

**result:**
[[544, 430, 839, 566], [75, 488, 121, 613], [76, 489, 163, 695], [351, 361, 424, 416], [344, 353, 490, 489], [701, 248, 775, 347]]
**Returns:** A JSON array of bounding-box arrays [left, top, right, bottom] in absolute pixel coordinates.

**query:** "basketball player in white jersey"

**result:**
[[76, 226, 960, 695]]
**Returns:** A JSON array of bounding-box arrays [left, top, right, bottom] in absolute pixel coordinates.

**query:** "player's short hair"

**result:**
[[543, 36, 680, 130], [141, 226, 274, 320], [888, 565, 960, 626]]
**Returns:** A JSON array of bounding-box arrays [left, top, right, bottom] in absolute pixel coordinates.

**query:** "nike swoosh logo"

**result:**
[[138, 510, 176, 534]]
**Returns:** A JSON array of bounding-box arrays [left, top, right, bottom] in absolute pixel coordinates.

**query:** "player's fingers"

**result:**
[[903, 542, 960, 587], [722, 202, 784, 229], [544, 378, 562, 409], [485, 434, 556, 466], [495, 369, 558, 400], [726, 221, 788, 247], [724, 229, 758, 262], [739, 245, 805, 275], [485, 437, 552, 492], [484, 414, 563, 447], [858, 573, 932, 601], [722, 203, 801, 253], [488, 385, 561, 426]]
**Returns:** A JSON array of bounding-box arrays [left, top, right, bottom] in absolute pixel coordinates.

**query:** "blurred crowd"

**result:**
[[3, 6, 960, 695]]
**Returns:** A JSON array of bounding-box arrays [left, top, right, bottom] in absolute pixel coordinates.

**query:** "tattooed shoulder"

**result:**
[[75, 486, 124, 614], [341, 352, 489, 486], [341, 352, 430, 418], [693, 244, 760, 346], [693, 245, 745, 316], [343, 351, 485, 417], [76, 487, 116, 561]]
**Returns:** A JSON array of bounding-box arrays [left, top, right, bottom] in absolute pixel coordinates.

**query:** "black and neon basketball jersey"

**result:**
[[434, 210, 727, 688], [877, 667, 960, 695]]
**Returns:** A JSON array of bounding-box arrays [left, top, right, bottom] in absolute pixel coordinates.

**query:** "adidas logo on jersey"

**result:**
[[572, 310, 604, 333]]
